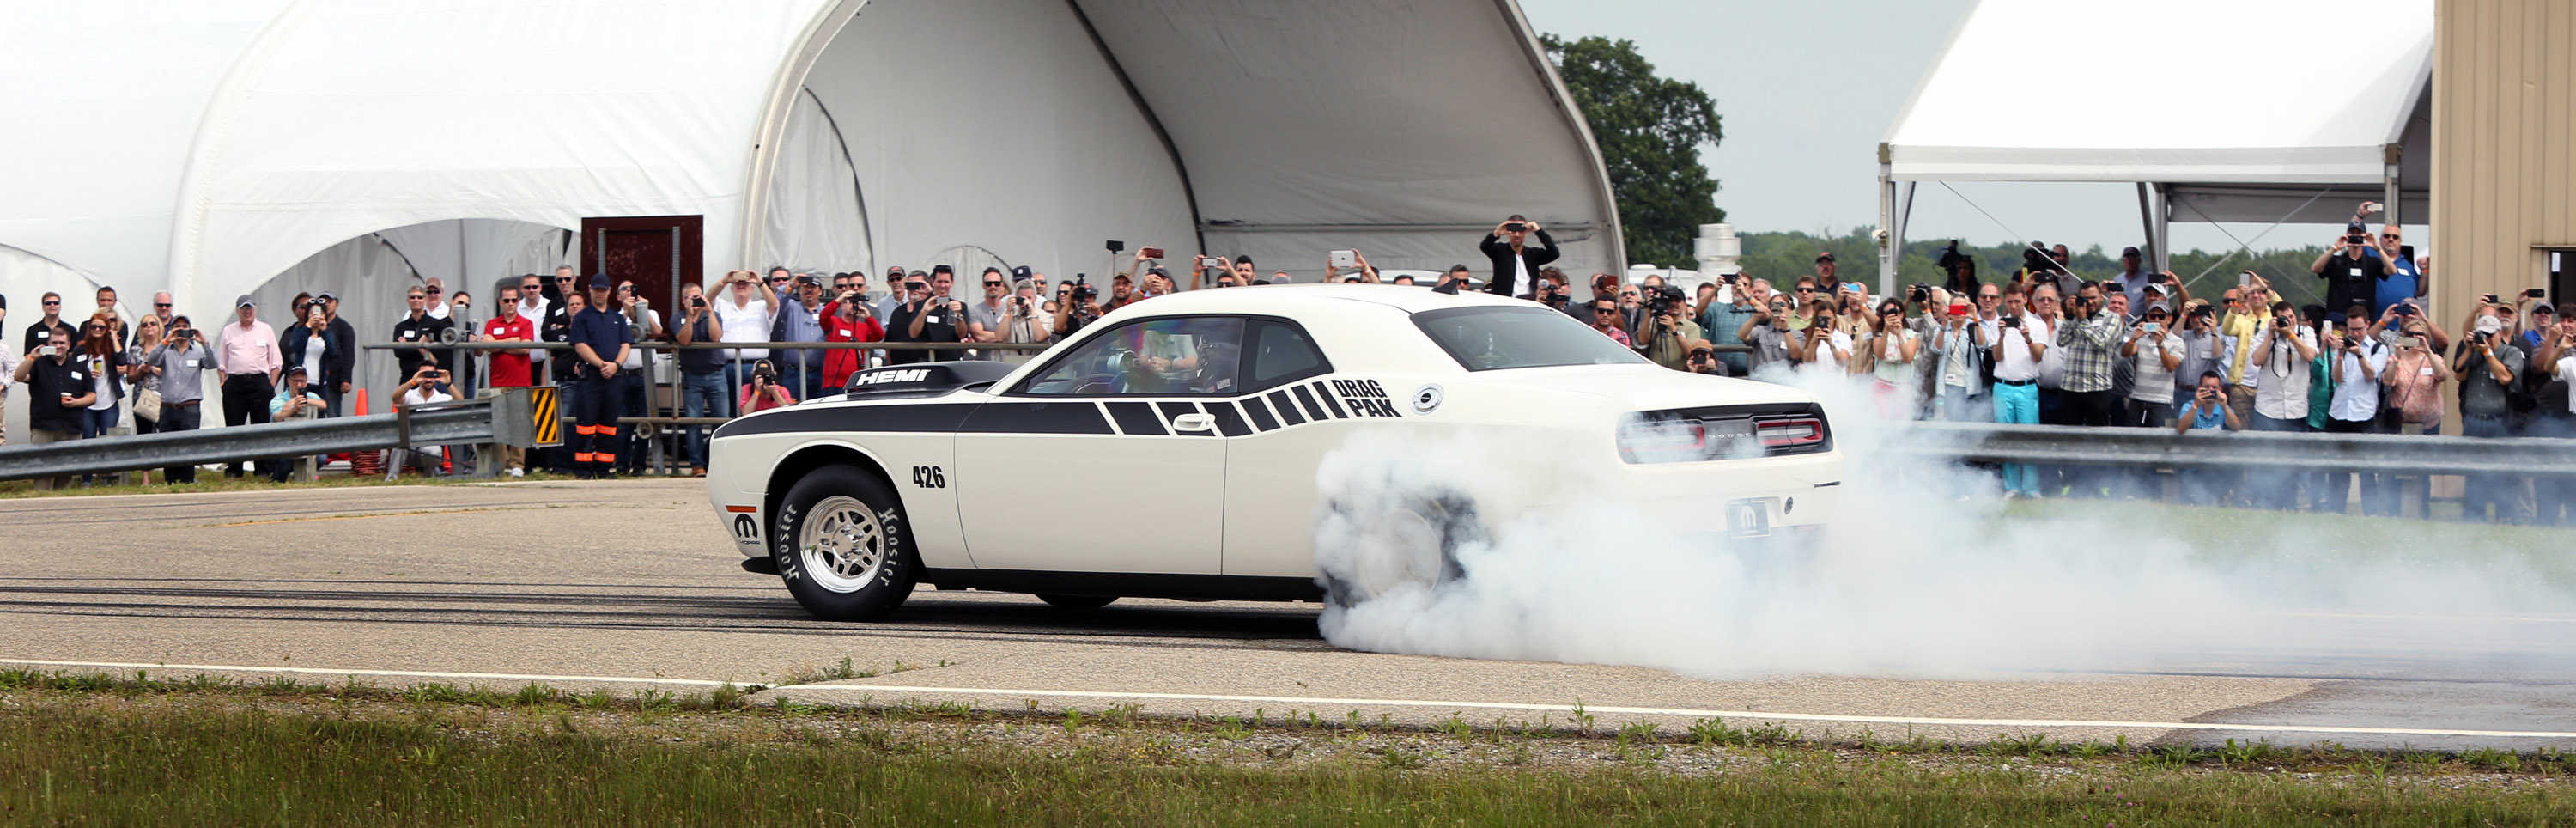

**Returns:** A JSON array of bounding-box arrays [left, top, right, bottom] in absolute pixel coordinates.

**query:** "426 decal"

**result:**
[[909, 466, 948, 488]]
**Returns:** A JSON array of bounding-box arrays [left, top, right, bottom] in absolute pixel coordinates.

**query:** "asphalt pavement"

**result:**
[[3, 480, 2568, 751]]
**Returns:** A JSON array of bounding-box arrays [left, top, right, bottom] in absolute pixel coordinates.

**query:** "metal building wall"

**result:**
[[2431, 0, 2576, 347]]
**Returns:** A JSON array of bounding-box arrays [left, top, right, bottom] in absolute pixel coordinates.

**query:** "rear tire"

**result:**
[[1319, 492, 1482, 610], [1036, 594, 1118, 610], [773, 465, 917, 621]]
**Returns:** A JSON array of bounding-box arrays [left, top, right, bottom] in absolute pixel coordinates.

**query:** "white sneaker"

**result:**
[[506, 467, 525, 478]]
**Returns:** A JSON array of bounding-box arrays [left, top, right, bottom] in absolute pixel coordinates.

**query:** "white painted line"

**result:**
[[777, 684, 2576, 740], [9, 657, 2573, 740], [0, 659, 732, 688]]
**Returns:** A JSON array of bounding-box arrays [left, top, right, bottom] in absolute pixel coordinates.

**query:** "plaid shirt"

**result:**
[[2054, 307, 2125, 393]]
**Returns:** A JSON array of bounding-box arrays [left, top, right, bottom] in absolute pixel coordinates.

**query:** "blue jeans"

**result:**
[[80, 405, 119, 439], [680, 370, 727, 470], [2461, 415, 2525, 523], [723, 359, 756, 416], [1991, 381, 2038, 494], [2248, 412, 2307, 509], [776, 361, 817, 403]]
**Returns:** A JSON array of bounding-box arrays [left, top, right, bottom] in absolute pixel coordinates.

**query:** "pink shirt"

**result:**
[[216, 320, 283, 376], [738, 383, 796, 413]]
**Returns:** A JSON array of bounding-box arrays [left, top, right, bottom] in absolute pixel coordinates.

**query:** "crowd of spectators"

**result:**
[[1536, 203, 2565, 525], [5, 203, 2567, 523]]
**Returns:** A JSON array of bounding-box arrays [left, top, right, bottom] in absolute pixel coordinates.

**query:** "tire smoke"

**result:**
[[1311, 372, 2576, 679]]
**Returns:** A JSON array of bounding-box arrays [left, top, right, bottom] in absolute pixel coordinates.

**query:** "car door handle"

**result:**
[[1172, 413, 1214, 432]]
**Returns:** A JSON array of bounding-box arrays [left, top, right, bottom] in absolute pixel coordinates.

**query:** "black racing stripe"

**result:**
[[958, 400, 1114, 435], [1103, 401, 1166, 435], [710, 402, 979, 439], [1309, 381, 1348, 418], [1208, 401, 1251, 436], [1241, 396, 1280, 432], [1267, 390, 1305, 426], [1288, 385, 1324, 422]]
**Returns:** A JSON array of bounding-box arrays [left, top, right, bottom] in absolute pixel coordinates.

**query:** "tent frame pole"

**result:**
[[1876, 146, 1898, 295], [2382, 143, 2403, 228]]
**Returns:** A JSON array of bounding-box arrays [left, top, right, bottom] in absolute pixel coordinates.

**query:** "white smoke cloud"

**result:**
[[1312, 370, 2576, 679]]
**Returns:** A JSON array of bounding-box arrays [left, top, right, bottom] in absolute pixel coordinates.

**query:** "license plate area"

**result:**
[[1724, 496, 1777, 539]]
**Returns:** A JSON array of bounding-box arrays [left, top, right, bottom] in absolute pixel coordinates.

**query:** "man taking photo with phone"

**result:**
[[11, 327, 91, 489], [1479, 215, 1558, 299]]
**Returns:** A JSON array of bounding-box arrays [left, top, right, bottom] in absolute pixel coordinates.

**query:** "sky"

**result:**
[[1514, 0, 2354, 257]]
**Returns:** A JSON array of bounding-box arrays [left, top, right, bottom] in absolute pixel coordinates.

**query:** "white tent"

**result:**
[[1876, 0, 2433, 286], [1, 0, 1618, 435], [0, 0, 1619, 314]]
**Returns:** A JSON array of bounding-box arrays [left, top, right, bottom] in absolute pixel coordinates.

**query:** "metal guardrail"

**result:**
[[1889, 422, 2576, 477], [0, 395, 531, 483], [358, 340, 1050, 351]]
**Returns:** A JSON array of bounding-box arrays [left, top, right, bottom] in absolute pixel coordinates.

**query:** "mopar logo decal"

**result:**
[[852, 368, 931, 387]]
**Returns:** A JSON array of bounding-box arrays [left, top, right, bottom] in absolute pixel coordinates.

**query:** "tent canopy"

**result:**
[[1884, 0, 2433, 226], [0, 0, 1619, 314]]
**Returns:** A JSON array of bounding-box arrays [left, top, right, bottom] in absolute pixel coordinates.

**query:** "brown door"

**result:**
[[580, 215, 704, 312]]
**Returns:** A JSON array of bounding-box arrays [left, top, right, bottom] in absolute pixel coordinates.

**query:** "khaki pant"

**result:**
[[27, 428, 76, 490]]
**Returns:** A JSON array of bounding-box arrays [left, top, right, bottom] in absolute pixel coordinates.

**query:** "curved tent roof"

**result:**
[[0, 0, 1619, 313], [1884, 0, 2433, 224]]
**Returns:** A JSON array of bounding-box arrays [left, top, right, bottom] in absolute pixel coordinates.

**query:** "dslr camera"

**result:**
[[1071, 274, 1097, 302], [751, 361, 779, 384], [1643, 284, 1686, 318]]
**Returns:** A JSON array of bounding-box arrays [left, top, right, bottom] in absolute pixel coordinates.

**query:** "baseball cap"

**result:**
[[234, 295, 257, 308], [2536, 304, 2559, 316], [1145, 266, 1170, 277], [587, 273, 612, 290], [283, 365, 308, 378], [1814, 251, 1836, 263], [316, 291, 337, 301], [794, 274, 819, 286], [1011, 265, 1033, 280], [885, 265, 905, 276], [2345, 222, 2369, 234], [2120, 246, 2142, 258]]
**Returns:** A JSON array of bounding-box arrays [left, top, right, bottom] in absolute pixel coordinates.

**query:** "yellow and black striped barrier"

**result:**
[[529, 387, 562, 447]]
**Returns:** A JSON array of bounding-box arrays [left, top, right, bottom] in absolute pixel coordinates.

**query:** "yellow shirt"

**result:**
[[2221, 312, 2262, 386]]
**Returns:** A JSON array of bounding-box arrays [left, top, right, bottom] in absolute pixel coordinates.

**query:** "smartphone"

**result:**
[[2482, 293, 2500, 304], [2398, 336, 2426, 350], [37, 345, 56, 357], [1503, 222, 1527, 232], [1947, 302, 1971, 316], [1139, 247, 1164, 260], [1329, 249, 1358, 269], [2526, 288, 2549, 299]]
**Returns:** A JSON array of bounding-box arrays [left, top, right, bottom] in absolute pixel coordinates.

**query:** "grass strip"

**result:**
[[2, 672, 2571, 826]]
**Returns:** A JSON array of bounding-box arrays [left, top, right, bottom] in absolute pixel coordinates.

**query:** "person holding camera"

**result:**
[[2120, 301, 2187, 429], [1793, 300, 1852, 374], [279, 297, 344, 419], [822, 287, 886, 391], [1479, 215, 1558, 299], [1698, 276, 1762, 376], [14, 326, 92, 489], [738, 360, 797, 413], [2454, 304, 2528, 523], [999, 276, 1053, 346], [1735, 293, 1796, 378], [134, 316, 211, 482], [1050, 275, 1108, 343], [888, 272, 967, 366], [769, 274, 827, 399], [391, 285, 455, 381], [713, 269, 776, 391], [1923, 287, 1991, 422], [260, 366, 330, 481], [2527, 305, 2576, 525], [2306, 222, 2386, 319], [1632, 286, 1710, 371], [384, 363, 457, 478], [564, 274, 635, 479], [671, 281, 729, 477], [1856, 299, 1919, 416]]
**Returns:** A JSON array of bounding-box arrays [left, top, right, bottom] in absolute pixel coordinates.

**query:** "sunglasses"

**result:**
[[44, 301, 62, 307], [155, 302, 173, 308], [425, 287, 442, 294], [85, 325, 104, 332], [407, 295, 426, 301], [984, 280, 1004, 287], [1795, 287, 1815, 293], [906, 283, 927, 291], [556, 277, 574, 283]]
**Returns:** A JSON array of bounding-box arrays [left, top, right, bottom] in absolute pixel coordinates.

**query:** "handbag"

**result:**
[[134, 385, 163, 422]]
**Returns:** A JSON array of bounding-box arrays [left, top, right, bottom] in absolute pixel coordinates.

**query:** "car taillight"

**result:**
[[1755, 417, 1824, 449], [1616, 417, 1707, 464]]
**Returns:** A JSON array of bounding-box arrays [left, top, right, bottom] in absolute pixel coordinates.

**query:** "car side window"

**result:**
[[1243, 319, 1333, 391], [1018, 317, 1246, 396]]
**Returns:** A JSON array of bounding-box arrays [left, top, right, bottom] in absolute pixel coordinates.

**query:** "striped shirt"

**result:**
[[2054, 307, 2124, 393]]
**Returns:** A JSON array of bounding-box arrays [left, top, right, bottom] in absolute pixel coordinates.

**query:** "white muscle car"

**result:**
[[706, 283, 1840, 621]]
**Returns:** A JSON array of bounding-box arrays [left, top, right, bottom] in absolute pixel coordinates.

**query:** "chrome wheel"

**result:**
[[798, 495, 885, 594]]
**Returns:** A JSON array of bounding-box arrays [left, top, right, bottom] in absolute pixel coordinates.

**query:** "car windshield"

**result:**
[[1410, 306, 1651, 371]]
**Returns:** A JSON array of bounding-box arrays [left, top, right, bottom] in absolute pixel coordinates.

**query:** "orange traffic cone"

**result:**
[[352, 388, 370, 416], [349, 388, 384, 476]]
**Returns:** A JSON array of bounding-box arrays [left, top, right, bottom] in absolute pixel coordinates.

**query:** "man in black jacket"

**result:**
[[319, 292, 357, 406], [1480, 215, 1558, 300]]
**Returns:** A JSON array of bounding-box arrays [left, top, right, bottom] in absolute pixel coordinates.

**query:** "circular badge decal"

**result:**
[[1410, 383, 1444, 415]]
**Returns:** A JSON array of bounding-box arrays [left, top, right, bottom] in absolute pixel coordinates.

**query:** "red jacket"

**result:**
[[821, 308, 884, 390]]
